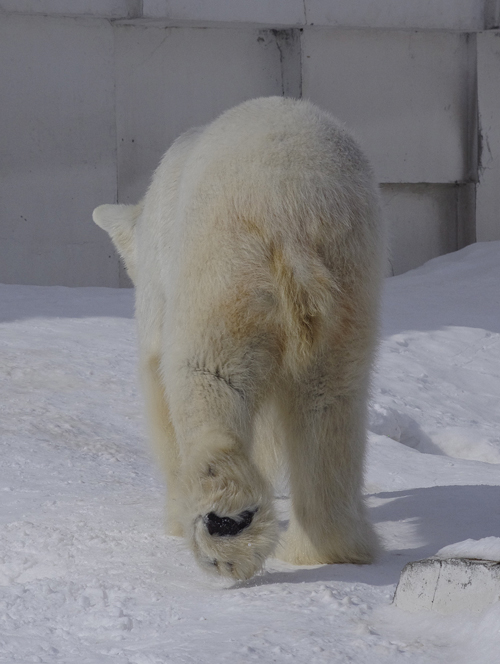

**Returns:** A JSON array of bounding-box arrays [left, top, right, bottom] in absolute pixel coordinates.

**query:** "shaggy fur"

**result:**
[[93, 97, 386, 580]]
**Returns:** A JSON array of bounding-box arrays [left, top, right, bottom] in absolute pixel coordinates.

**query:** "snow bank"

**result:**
[[435, 537, 500, 562], [370, 241, 500, 464], [1, 242, 500, 663]]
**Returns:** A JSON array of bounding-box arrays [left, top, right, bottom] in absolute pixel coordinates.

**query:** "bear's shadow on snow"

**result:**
[[239, 484, 500, 588], [369, 411, 445, 456]]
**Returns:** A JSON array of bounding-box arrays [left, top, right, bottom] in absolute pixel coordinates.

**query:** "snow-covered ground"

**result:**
[[1, 242, 499, 663]]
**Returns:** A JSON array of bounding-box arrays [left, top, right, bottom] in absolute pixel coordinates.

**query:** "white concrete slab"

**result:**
[[394, 558, 500, 614]]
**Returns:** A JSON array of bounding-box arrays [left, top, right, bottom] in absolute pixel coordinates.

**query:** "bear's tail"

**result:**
[[269, 242, 338, 375]]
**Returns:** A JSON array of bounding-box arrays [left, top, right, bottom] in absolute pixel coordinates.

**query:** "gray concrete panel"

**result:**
[[0, 14, 119, 286], [381, 184, 462, 275], [302, 29, 474, 184], [0, 8, 490, 285], [141, 0, 306, 26], [114, 25, 283, 205], [307, 0, 485, 31], [477, 31, 500, 241], [0, 0, 141, 19], [1, 0, 490, 31]]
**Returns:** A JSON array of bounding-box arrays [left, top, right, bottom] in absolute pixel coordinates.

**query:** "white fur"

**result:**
[[93, 97, 386, 580]]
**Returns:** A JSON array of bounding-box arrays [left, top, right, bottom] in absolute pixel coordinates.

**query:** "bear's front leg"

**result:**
[[182, 433, 277, 580], [168, 357, 279, 581]]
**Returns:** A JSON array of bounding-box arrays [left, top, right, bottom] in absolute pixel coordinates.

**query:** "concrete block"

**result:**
[[0, 13, 119, 286], [114, 25, 283, 205], [1, 0, 490, 31], [486, 0, 500, 29], [302, 29, 475, 183], [0, 0, 141, 19], [394, 558, 500, 614], [381, 184, 465, 276], [141, 0, 306, 26], [477, 31, 500, 241], [113, 25, 283, 285], [306, 0, 486, 31]]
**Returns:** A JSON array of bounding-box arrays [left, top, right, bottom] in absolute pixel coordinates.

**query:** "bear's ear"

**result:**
[[93, 203, 141, 284]]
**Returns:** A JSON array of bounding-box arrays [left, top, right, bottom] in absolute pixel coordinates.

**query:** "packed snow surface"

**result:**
[[435, 537, 500, 562], [1, 241, 500, 663]]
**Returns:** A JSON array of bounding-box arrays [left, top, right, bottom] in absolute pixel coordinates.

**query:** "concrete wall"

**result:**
[[0, 1, 499, 286], [477, 30, 500, 241], [0, 14, 119, 286], [0, 14, 283, 286]]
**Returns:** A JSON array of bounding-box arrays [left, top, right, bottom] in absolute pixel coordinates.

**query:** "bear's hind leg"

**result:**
[[141, 355, 183, 537], [277, 363, 379, 566]]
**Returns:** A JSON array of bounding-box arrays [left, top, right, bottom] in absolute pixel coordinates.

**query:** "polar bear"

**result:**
[[93, 97, 385, 581]]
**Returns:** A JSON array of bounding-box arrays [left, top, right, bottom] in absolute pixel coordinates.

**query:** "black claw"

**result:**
[[203, 510, 256, 537]]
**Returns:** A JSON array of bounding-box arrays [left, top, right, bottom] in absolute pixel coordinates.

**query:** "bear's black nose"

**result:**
[[203, 510, 255, 536]]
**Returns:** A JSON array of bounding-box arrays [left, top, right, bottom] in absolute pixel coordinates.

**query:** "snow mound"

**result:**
[[371, 241, 500, 465], [1, 241, 500, 662], [435, 538, 500, 562]]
